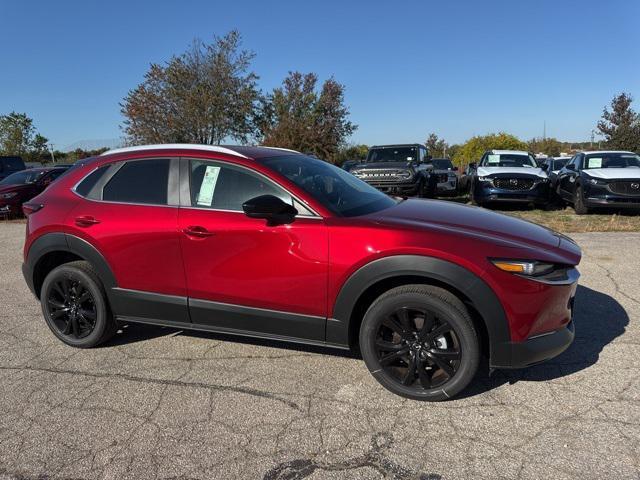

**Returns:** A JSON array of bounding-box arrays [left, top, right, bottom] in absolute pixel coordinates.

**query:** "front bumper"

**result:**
[[436, 179, 458, 195], [474, 178, 549, 204], [363, 181, 420, 196]]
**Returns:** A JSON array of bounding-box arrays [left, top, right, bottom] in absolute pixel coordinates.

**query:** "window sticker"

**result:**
[[486, 154, 500, 164], [196, 165, 221, 206], [587, 158, 602, 169]]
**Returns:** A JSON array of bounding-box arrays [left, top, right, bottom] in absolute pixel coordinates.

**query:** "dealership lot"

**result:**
[[0, 221, 638, 479]]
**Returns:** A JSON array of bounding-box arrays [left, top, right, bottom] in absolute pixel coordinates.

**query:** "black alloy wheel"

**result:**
[[41, 261, 116, 348], [360, 285, 479, 401], [573, 185, 590, 215]]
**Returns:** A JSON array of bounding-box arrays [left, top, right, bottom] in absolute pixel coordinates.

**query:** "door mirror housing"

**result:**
[[541, 163, 549, 171], [242, 195, 298, 225], [469, 162, 477, 169]]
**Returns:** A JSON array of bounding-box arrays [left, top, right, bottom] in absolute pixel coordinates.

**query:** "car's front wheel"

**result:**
[[573, 185, 590, 215], [359, 285, 480, 401], [40, 261, 116, 348]]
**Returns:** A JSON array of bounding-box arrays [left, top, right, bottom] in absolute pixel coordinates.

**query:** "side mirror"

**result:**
[[469, 162, 477, 169], [565, 164, 575, 171], [242, 194, 298, 226], [541, 164, 549, 171], [453, 166, 459, 171]]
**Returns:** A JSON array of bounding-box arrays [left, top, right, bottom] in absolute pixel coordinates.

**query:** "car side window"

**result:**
[[75, 165, 111, 197], [189, 159, 312, 214], [103, 159, 170, 205]]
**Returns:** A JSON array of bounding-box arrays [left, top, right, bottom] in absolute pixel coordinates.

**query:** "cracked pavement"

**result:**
[[0, 222, 638, 479]]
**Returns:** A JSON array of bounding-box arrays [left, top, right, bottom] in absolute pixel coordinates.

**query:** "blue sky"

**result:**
[[1, 0, 638, 149]]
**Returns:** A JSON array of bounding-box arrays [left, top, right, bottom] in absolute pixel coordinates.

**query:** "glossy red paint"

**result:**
[[23, 146, 581, 348]]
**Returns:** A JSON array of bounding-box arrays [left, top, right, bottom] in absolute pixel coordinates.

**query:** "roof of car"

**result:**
[[487, 150, 531, 156], [578, 150, 637, 155], [369, 144, 424, 149], [26, 166, 68, 172], [101, 144, 300, 160]]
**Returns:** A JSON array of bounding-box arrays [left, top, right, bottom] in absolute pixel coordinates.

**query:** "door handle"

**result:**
[[75, 215, 100, 227], [182, 226, 215, 238]]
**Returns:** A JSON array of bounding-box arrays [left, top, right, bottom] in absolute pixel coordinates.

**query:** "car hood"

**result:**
[[477, 166, 547, 178], [0, 184, 29, 194], [583, 168, 640, 180], [369, 199, 564, 250], [354, 162, 415, 170]]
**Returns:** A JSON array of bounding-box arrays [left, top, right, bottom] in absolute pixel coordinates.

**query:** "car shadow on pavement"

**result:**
[[460, 284, 629, 398]]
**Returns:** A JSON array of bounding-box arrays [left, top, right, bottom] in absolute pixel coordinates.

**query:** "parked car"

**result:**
[[427, 158, 458, 196], [350, 144, 436, 197], [556, 150, 640, 214], [0, 156, 26, 181], [541, 156, 572, 200], [22, 144, 581, 401], [458, 164, 473, 194], [0, 166, 68, 217], [341, 159, 360, 172], [468, 150, 549, 207]]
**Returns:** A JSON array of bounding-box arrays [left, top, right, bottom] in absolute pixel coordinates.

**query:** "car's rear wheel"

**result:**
[[359, 285, 479, 401], [573, 185, 590, 215], [41, 261, 116, 348]]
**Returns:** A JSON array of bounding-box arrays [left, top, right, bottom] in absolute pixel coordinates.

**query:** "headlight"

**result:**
[[491, 259, 555, 277], [0, 192, 17, 199], [587, 177, 606, 185], [477, 176, 491, 182], [398, 169, 413, 179], [351, 170, 365, 178]]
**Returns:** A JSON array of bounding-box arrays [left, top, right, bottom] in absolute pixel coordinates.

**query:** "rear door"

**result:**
[[69, 157, 188, 323]]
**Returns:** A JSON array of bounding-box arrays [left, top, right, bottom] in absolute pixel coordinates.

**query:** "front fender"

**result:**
[[327, 255, 512, 366]]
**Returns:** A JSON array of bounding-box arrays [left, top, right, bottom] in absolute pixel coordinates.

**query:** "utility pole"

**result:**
[[48, 144, 56, 164], [543, 121, 546, 141], [590, 130, 595, 148]]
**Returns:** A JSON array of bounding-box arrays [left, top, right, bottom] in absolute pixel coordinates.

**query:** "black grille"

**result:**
[[493, 178, 535, 191], [436, 174, 448, 183], [609, 180, 640, 196]]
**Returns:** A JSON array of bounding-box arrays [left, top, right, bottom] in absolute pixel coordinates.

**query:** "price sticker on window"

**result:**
[[587, 158, 602, 169], [196, 165, 221, 206], [486, 154, 500, 164]]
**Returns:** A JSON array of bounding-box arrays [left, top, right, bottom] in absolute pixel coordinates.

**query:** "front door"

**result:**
[[178, 158, 329, 341]]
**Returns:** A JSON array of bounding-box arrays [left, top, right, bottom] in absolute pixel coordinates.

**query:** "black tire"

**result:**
[[359, 285, 480, 401], [573, 185, 589, 215], [40, 261, 116, 348]]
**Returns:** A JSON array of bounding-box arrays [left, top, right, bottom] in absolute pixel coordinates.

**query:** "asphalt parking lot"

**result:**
[[0, 221, 638, 480]]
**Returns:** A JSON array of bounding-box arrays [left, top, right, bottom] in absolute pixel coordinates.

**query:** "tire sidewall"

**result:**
[[41, 265, 109, 348], [359, 291, 479, 401]]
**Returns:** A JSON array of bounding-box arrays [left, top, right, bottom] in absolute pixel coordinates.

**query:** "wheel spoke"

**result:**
[[426, 351, 455, 378], [80, 309, 96, 321], [52, 282, 66, 300], [50, 309, 68, 320], [70, 316, 80, 338], [77, 291, 91, 304], [375, 339, 405, 351], [48, 299, 66, 310], [396, 308, 414, 332], [416, 357, 432, 389], [60, 279, 70, 298], [428, 348, 461, 361], [379, 347, 409, 366], [418, 311, 435, 341], [424, 321, 453, 342], [382, 317, 412, 340], [401, 355, 417, 385], [61, 319, 73, 335]]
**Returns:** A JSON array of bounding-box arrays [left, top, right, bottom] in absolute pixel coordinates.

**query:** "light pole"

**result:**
[[48, 144, 56, 164]]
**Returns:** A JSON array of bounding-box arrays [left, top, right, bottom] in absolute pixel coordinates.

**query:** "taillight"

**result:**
[[22, 203, 44, 216]]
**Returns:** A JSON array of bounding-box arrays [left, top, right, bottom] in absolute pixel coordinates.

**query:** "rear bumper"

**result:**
[[22, 262, 35, 296]]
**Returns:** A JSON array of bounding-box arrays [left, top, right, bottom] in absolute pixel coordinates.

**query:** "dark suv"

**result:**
[[350, 144, 435, 197], [0, 156, 26, 181], [22, 144, 581, 401], [0, 166, 68, 217]]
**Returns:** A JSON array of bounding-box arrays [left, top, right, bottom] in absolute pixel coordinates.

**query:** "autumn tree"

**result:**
[[258, 72, 357, 163], [336, 144, 369, 164], [453, 132, 527, 166], [0, 112, 50, 162], [597, 93, 640, 152], [425, 133, 449, 158], [528, 137, 561, 156], [121, 31, 261, 145]]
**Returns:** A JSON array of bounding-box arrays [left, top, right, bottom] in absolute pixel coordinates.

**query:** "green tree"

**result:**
[[258, 72, 357, 163], [597, 93, 640, 152], [0, 112, 49, 162], [453, 132, 528, 166], [121, 30, 261, 145], [424, 133, 449, 158], [336, 144, 369, 164], [528, 137, 561, 156]]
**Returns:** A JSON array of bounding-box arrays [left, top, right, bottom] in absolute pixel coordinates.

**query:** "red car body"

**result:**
[[22, 145, 580, 373]]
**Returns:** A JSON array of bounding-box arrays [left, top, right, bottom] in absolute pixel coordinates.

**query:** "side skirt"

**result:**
[[115, 315, 350, 351]]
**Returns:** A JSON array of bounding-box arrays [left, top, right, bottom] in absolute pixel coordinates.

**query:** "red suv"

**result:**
[[21, 145, 581, 400]]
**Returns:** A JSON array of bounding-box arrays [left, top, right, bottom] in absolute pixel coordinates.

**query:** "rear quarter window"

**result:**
[[102, 159, 170, 205], [75, 165, 111, 197]]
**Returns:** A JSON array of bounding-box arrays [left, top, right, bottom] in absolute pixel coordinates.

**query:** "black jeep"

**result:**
[[349, 144, 435, 197]]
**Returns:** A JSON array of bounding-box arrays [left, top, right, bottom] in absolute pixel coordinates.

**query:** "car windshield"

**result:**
[[480, 153, 537, 168], [583, 153, 640, 169], [431, 159, 453, 170], [552, 159, 569, 170], [262, 154, 398, 217], [0, 170, 46, 185], [367, 147, 418, 163]]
